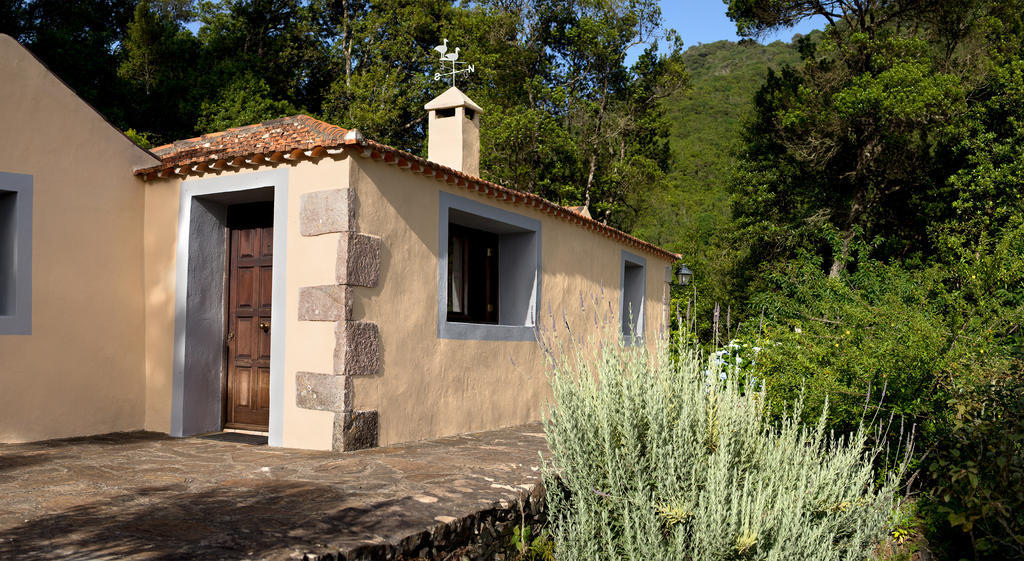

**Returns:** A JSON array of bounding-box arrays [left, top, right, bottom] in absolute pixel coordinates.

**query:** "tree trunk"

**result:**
[[829, 228, 855, 278], [584, 154, 597, 207], [584, 79, 609, 207], [829, 193, 865, 278], [343, 0, 352, 87]]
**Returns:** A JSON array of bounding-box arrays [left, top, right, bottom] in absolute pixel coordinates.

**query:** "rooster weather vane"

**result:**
[[433, 39, 475, 86]]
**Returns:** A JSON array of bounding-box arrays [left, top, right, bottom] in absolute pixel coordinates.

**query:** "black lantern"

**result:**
[[675, 264, 693, 286]]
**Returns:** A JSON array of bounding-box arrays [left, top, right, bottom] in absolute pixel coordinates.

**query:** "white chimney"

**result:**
[[424, 86, 483, 176]]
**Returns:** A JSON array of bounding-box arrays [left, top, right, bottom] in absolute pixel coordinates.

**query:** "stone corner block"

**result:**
[[298, 285, 352, 322], [334, 321, 381, 377], [299, 188, 354, 236], [333, 410, 378, 452], [337, 232, 382, 287], [295, 372, 352, 413]]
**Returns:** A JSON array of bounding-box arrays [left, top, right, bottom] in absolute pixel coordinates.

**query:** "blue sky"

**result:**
[[663, 1, 826, 47]]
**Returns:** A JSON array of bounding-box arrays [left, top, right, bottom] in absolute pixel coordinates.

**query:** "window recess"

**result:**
[[438, 192, 540, 341], [620, 251, 646, 345], [0, 171, 32, 335]]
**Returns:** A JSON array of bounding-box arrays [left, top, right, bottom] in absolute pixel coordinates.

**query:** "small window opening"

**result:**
[[0, 173, 32, 335], [437, 108, 456, 118], [465, 108, 476, 121], [447, 223, 499, 324], [621, 259, 645, 344], [0, 190, 16, 315]]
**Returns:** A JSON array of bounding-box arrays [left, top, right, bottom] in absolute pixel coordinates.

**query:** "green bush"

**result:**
[[735, 223, 1024, 559], [924, 379, 1024, 560], [745, 246, 1022, 434], [541, 337, 905, 560]]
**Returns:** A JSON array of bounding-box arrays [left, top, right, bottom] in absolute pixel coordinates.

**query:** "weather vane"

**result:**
[[433, 39, 475, 87]]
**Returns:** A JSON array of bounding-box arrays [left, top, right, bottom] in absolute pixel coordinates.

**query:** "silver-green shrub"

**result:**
[[541, 337, 906, 560]]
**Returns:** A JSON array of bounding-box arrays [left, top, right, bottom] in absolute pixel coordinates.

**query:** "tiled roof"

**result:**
[[147, 115, 353, 168], [137, 116, 679, 262]]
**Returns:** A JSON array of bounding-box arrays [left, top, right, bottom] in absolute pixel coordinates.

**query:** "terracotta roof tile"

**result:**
[[149, 115, 351, 168], [137, 115, 679, 262]]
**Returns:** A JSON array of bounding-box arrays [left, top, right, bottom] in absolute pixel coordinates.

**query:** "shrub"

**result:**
[[923, 378, 1024, 560], [124, 128, 154, 149], [541, 337, 906, 560], [745, 247, 1022, 437]]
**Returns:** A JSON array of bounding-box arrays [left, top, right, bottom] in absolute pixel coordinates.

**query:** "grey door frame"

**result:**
[[170, 169, 288, 446]]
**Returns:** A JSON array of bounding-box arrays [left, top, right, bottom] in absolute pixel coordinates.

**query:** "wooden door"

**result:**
[[225, 215, 273, 431]]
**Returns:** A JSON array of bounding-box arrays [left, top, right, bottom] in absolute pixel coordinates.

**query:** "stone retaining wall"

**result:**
[[302, 484, 547, 561]]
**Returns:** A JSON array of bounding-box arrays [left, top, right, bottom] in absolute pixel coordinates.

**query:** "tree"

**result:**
[[196, 72, 300, 132], [119, 0, 203, 143], [314, 0, 688, 229], [197, 0, 330, 115], [6, 0, 687, 233], [316, 0, 452, 152], [724, 0, 1006, 283]]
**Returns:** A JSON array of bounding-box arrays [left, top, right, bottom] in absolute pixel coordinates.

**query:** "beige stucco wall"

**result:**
[[279, 157, 351, 449], [140, 158, 352, 450], [142, 178, 179, 434], [350, 160, 673, 447], [0, 35, 158, 442]]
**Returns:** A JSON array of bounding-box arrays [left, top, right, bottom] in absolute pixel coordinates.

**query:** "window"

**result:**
[[447, 224, 499, 324], [621, 251, 646, 344], [0, 172, 32, 335], [438, 192, 541, 341]]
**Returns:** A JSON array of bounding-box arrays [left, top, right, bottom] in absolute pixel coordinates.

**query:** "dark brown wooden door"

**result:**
[[225, 224, 273, 431]]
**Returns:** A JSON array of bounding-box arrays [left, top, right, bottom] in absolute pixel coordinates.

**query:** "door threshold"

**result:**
[[223, 428, 269, 436]]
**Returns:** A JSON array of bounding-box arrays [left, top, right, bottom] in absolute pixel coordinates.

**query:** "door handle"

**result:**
[[226, 331, 235, 343], [259, 321, 270, 332]]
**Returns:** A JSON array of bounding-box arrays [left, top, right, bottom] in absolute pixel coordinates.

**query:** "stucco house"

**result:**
[[0, 34, 679, 451]]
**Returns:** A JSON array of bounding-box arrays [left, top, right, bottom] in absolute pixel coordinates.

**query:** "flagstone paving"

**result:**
[[0, 424, 547, 560]]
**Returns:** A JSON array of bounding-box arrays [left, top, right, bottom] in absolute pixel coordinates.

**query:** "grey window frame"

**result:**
[[0, 172, 33, 335], [620, 250, 646, 345], [438, 191, 541, 341]]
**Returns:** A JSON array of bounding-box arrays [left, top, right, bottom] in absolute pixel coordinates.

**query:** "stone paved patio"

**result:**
[[0, 424, 547, 560]]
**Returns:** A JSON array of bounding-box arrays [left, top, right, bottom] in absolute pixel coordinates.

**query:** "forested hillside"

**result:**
[[637, 37, 802, 313]]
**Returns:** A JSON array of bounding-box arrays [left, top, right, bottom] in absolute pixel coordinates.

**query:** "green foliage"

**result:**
[[541, 336, 905, 559], [118, 0, 203, 143], [713, 6, 1024, 554], [316, 0, 450, 152], [196, 72, 300, 133], [888, 501, 921, 550], [739, 220, 1024, 559], [123, 128, 154, 149], [924, 379, 1024, 559], [731, 31, 972, 282], [724, 0, 1024, 289], [746, 222, 1024, 428], [635, 38, 802, 340], [510, 524, 555, 561]]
